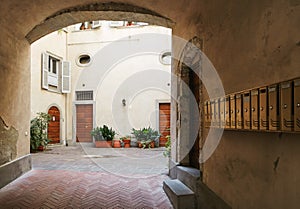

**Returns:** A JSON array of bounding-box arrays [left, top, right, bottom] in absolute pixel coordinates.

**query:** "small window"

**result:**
[[160, 51, 172, 65], [76, 54, 92, 67], [76, 91, 93, 101]]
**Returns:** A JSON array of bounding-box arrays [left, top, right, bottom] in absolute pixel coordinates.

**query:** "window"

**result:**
[[160, 51, 172, 65], [48, 56, 59, 86], [76, 91, 93, 101], [76, 54, 92, 67], [42, 52, 71, 93]]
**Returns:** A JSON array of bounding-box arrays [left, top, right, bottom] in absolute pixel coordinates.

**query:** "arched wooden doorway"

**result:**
[[47, 106, 60, 144]]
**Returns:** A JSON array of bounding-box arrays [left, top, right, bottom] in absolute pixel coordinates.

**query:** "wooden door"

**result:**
[[76, 104, 93, 142], [48, 106, 60, 144], [159, 103, 171, 147]]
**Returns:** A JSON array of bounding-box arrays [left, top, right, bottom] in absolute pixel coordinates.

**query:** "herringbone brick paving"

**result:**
[[0, 143, 173, 208]]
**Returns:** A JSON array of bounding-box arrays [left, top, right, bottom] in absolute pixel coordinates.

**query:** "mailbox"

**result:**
[[259, 87, 268, 130], [207, 101, 212, 127], [225, 96, 231, 128], [294, 79, 300, 132], [210, 100, 215, 127], [236, 93, 243, 129], [219, 98, 226, 128], [243, 92, 251, 129], [268, 85, 280, 130], [251, 89, 259, 130], [280, 81, 294, 131], [214, 98, 220, 128], [230, 95, 236, 128], [204, 101, 209, 127]]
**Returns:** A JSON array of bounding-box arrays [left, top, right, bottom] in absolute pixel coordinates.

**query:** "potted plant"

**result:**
[[120, 135, 131, 148], [91, 127, 109, 148], [30, 112, 51, 152], [131, 127, 160, 148], [91, 125, 116, 148]]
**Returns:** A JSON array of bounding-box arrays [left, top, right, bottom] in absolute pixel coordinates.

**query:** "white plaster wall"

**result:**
[[68, 25, 172, 138], [30, 30, 67, 141]]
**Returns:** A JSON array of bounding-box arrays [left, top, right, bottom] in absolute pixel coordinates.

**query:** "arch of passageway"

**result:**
[[26, 2, 175, 43]]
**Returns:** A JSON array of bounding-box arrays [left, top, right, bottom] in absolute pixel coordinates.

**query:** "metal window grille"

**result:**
[[76, 91, 93, 101]]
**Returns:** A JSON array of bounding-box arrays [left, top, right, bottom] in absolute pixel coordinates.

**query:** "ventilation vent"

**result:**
[[76, 91, 93, 101]]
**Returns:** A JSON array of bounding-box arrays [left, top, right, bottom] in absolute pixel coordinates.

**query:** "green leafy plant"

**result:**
[[90, 127, 104, 141], [131, 127, 160, 142], [99, 125, 116, 141], [163, 135, 171, 157], [30, 112, 51, 151]]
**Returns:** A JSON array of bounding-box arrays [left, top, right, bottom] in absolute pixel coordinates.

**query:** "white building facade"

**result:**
[[31, 21, 172, 145]]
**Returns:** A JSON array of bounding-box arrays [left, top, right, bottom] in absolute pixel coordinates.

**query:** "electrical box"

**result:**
[[259, 87, 268, 130], [251, 89, 259, 130], [243, 92, 251, 129], [236, 93, 243, 129], [268, 85, 280, 131], [230, 95, 236, 128], [219, 98, 226, 128], [225, 96, 231, 128], [280, 81, 294, 131], [294, 79, 300, 132]]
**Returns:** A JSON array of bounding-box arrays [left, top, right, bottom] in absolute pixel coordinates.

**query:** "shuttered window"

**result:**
[[41, 52, 71, 94]]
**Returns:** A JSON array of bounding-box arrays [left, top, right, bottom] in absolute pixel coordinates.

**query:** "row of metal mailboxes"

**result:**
[[204, 78, 300, 132]]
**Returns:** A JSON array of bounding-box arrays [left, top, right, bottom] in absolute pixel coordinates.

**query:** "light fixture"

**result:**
[[122, 99, 126, 106], [52, 116, 55, 121]]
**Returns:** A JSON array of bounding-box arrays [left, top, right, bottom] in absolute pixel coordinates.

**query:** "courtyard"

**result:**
[[0, 144, 172, 208]]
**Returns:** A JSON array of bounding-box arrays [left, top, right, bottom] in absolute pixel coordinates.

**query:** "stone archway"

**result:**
[[176, 36, 204, 168], [26, 2, 174, 43]]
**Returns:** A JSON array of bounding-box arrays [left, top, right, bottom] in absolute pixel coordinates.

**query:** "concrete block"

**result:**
[[163, 179, 196, 209]]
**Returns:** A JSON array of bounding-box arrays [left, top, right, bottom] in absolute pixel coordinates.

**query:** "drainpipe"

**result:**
[[65, 28, 69, 146]]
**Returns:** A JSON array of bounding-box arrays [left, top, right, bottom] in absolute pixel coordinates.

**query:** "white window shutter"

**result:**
[[61, 61, 71, 93], [109, 21, 124, 27], [92, 20, 102, 28], [42, 52, 49, 89]]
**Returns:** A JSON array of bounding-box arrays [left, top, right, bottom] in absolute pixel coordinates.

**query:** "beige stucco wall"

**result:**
[[30, 30, 68, 142], [200, 1, 300, 208]]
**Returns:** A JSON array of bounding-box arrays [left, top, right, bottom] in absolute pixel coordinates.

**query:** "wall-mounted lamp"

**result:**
[[122, 99, 126, 106], [52, 116, 56, 121]]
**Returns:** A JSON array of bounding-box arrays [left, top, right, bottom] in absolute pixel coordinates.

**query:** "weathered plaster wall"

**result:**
[[200, 1, 300, 208], [0, 25, 31, 163]]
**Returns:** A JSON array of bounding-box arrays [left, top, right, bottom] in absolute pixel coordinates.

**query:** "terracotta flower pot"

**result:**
[[113, 140, 121, 148], [95, 140, 112, 148], [122, 139, 131, 148]]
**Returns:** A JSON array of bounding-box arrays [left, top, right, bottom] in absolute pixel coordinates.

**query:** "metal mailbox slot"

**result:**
[[268, 85, 280, 130], [230, 95, 236, 129], [294, 79, 300, 132], [280, 81, 294, 131], [210, 100, 215, 127], [251, 89, 259, 130], [225, 96, 231, 128], [236, 93, 243, 129], [243, 92, 251, 129], [204, 101, 209, 127], [207, 101, 212, 127], [219, 98, 226, 128], [259, 87, 268, 130], [214, 98, 220, 128]]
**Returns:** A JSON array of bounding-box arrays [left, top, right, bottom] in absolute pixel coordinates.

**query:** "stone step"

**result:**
[[177, 166, 201, 192], [163, 179, 196, 209]]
